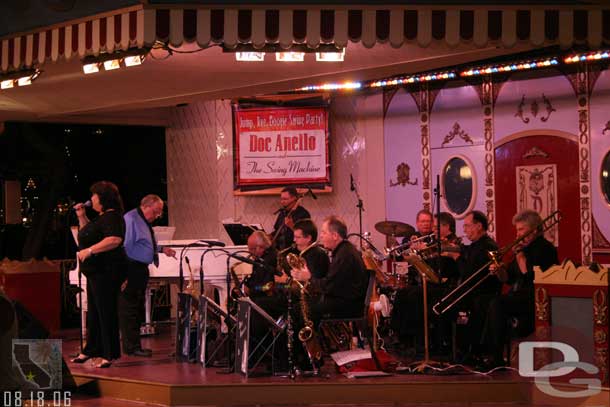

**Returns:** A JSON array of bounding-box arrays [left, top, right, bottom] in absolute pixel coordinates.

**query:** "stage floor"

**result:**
[[59, 326, 544, 406]]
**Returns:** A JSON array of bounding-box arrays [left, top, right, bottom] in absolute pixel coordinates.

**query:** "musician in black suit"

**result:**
[[449, 210, 499, 362], [271, 187, 311, 251], [390, 212, 459, 352], [293, 216, 367, 326], [483, 209, 558, 368]]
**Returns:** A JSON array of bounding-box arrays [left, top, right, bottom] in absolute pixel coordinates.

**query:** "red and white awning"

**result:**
[[1, 6, 609, 73]]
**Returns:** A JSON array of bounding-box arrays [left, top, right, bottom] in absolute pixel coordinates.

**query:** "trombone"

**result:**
[[432, 210, 562, 316]]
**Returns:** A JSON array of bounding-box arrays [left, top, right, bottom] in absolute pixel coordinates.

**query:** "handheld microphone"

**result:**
[[198, 239, 226, 247], [350, 174, 355, 192], [72, 200, 92, 211]]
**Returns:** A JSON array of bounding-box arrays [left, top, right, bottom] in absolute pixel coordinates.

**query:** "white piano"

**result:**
[[68, 239, 251, 336]]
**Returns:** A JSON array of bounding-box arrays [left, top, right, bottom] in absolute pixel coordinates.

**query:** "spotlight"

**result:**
[[236, 52, 265, 62], [124, 55, 145, 67], [0, 68, 41, 91], [103, 59, 121, 71], [1, 80, 14, 89], [81, 47, 149, 74], [276, 52, 304, 62], [82, 63, 100, 74], [316, 49, 345, 62]]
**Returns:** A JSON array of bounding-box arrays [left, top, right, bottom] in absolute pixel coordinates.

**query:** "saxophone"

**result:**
[[286, 243, 322, 367]]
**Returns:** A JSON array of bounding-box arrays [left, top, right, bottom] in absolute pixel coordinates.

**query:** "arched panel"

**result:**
[[384, 88, 422, 224], [430, 83, 484, 235], [494, 133, 580, 263], [494, 71, 578, 143]]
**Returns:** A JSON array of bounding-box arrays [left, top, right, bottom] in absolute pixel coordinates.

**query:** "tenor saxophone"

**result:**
[[286, 245, 323, 367]]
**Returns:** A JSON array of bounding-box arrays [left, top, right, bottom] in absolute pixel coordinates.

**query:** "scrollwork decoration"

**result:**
[[389, 162, 418, 187], [441, 122, 474, 147]]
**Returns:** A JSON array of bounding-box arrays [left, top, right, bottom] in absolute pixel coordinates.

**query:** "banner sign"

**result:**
[[234, 106, 330, 187]]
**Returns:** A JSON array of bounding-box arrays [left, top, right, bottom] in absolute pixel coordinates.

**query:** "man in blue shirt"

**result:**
[[119, 194, 175, 357]]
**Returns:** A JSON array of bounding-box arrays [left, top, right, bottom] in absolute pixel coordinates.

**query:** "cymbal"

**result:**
[[374, 221, 415, 237]]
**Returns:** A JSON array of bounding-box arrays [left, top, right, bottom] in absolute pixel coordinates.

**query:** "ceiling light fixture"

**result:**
[[81, 47, 149, 74], [276, 52, 304, 62], [0, 68, 42, 91], [316, 49, 345, 62], [236, 52, 265, 62]]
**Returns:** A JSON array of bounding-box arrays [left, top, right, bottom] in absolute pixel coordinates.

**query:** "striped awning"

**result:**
[[1, 6, 609, 73]]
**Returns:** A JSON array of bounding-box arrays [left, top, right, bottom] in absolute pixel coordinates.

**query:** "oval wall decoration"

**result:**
[[602, 150, 610, 206], [442, 156, 475, 218]]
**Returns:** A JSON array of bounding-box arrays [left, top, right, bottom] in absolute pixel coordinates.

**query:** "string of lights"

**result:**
[[296, 50, 608, 93]]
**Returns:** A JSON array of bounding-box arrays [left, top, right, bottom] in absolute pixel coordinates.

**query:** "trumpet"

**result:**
[[385, 233, 435, 257], [432, 210, 562, 316]]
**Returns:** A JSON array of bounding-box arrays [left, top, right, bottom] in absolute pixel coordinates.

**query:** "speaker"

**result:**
[[2, 180, 21, 224]]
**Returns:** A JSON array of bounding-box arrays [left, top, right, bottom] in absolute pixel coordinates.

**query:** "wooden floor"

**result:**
[[58, 327, 606, 407]]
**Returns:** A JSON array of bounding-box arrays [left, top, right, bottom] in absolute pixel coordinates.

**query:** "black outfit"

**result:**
[[271, 205, 310, 250], [245, 247, 278, 297], [485, 236, 558, 363], [78, 211, 126, 361], [310, 240, 368, 326], [300, 245, 329, 299], [390, 235, 460, 345], [119, 208, 157, 355], [454, 233, 499, 356]]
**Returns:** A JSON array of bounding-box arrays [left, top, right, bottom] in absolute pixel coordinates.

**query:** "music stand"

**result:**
[[175, 292, 194, 362], [223, 223, 264, 245], [198, 295, 237, 366], [405, 258, 447, 372], [234, 297, 286, 377]]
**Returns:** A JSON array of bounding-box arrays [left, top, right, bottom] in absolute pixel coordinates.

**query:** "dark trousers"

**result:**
[[84, 273, 121, 360], [118, 261, 149, 353], [485, 289, 534, 360]]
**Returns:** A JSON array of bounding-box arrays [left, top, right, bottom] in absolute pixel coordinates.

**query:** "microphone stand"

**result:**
[[350, 176, 365, 249], [409, 174, 446, 374]]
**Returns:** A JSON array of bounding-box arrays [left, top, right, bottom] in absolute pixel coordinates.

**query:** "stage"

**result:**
[[61, 326, 539, 407]]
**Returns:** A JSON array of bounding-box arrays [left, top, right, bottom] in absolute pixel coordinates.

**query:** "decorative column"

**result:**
[[419, 85, 432, 211], [576, 65, 592, 265], [482, 76, 496, 237]]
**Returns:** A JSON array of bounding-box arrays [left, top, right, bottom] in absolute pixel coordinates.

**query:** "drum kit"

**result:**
[[374, 220, 417, 290]]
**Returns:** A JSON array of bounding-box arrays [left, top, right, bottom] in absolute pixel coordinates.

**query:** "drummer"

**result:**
[[401, 209, 434, 248]]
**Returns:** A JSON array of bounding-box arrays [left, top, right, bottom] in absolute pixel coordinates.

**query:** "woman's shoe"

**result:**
[[70, 354, 91, 364], [95, 360, 112, 368]]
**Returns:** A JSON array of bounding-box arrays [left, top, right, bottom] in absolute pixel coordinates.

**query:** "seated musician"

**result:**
[[292, 216, 367, 326], [285, 219, 329, 295], [451, 210, 500, 363], [244, 230, 278, 301], [390, 212, 459, 353], [482, 209, 558, 368], [282, 219, 330, 370]]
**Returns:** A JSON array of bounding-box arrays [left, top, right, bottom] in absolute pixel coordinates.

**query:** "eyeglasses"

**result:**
[[152, 206, 164, 219]]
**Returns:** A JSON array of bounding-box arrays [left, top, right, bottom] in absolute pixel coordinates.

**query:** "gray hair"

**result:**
[[250, 230, 271, 249], [512, 209, 542, 229], [140, 194, 163, 207]]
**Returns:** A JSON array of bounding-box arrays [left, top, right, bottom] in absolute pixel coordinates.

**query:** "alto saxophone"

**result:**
[[286, 244, 323, 368]]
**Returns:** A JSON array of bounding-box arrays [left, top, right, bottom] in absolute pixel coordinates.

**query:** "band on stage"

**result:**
[[214, 189, 560, 374], [65, 183, 561, 376]]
